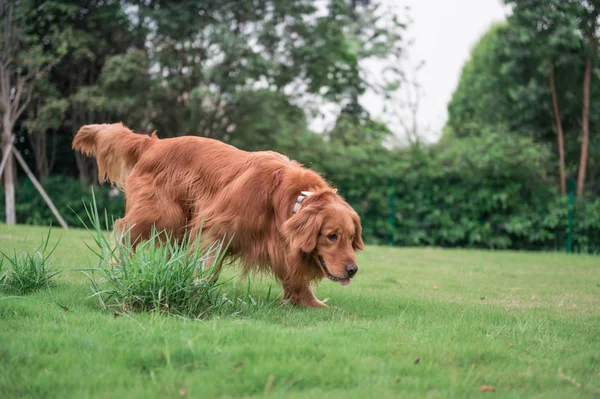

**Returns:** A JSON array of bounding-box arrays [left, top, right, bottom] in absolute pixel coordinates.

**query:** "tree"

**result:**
[[129, 1, 359, 137], [4, 0, 409, 190], [446, 10, 600, 198], [338, 0, 408, 140], [123, 0, 406, 147], [575, 1, 599, 198], [23, 78, 68, 180], [503, 0, 581, 196], [446, 24, 516, 137], [0, 0, 68, 224], [503, 0, 600, 197], [43, 0, 135, 184]]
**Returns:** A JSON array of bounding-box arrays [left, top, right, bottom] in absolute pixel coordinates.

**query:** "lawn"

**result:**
[[0, 223, 599, 399]]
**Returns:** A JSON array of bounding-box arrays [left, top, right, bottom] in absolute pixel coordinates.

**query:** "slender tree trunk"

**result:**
[[577, 32, 594, 198], [549, 69, 567, 196], [27, 102, 50, 181], [74, 151, 92, 185], [2, 114, 15, 224], [48, 129, 58, 173], [29, 130, 49, 181]]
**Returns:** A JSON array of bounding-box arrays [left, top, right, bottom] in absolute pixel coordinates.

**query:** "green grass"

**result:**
[[0, 226, 61, 294], [79, 197, 240, 318], [1, 223, 599, 399]]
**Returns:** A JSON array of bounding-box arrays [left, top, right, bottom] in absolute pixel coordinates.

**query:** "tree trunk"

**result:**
[[577, 32, 594, 198], [3, 153, 15, 224], [48, 129, 58, 173], [2, 115, 16, 224], [549, 69, 567, 196], [74, 151, 91, 185], [30, 130, 49, 181]]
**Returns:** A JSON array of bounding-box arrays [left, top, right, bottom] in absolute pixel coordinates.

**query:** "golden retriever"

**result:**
[[72, 123, 363, 307]]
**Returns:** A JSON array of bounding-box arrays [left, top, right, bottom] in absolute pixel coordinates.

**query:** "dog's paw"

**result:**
[[308, 299, 328, 308]]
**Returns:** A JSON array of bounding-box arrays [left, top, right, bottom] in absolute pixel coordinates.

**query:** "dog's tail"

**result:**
[[72, 123, 158, 189]]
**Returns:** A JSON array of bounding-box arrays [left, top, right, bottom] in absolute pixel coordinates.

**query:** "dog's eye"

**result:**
[[327, 233, 338, 242]]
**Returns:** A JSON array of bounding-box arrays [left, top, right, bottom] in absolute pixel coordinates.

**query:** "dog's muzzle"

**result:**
[[317, 256, 356, 286]]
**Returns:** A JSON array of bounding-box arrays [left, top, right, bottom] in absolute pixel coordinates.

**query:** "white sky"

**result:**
[[309, 0, 510, 143]]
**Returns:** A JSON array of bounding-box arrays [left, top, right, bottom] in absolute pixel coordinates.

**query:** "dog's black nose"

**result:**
[[345, 264, 358, 277]]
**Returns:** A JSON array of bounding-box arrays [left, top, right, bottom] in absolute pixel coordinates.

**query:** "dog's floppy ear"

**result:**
[[352, 211, 364, 251], [282, 207, 323, 254]]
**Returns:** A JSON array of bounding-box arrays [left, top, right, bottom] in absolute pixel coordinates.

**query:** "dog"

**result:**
[[72, 123, 364, 307]]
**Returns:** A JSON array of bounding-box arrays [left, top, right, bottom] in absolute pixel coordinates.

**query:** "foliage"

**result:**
[[225, 90, 308, 151], [388, 133, 600, 253], [316, 123, 600, 253], [0, 226, 60, 294], [0, 176, 124, 228], [6, 0, 408, 184], [125, 0, 390, 139], [446, 4, 600, 197]]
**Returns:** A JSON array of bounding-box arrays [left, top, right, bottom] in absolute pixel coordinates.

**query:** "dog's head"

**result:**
[[282, 190, 364, 285]]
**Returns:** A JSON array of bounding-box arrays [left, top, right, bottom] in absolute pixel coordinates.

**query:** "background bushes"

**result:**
[[0, 176, 124, 229], [4, 128, 599, 254]]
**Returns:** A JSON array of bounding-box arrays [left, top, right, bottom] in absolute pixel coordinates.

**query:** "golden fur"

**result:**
[[73, 123, 364, 307]]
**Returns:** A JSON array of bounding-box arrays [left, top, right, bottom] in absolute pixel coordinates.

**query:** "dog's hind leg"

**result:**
[[113, 177, 188, 260]]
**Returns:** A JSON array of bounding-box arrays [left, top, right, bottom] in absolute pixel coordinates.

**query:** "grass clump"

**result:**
[[0, 227, 60, 294], [80, 192, 270, 318]]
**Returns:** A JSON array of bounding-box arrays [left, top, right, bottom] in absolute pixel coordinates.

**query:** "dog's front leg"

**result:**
[[282, 281, 326, 308]]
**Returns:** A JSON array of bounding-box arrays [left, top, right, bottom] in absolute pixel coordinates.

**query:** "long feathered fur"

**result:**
[[72, 123, 157, 189]]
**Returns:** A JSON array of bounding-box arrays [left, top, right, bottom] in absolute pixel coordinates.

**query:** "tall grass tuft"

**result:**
[[80, 191, 275, 318], [0, 227, 61, 294]]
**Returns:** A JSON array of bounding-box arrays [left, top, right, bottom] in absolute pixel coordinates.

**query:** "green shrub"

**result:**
[[317, 129, 600, 254], [0, 227, 61, 294]]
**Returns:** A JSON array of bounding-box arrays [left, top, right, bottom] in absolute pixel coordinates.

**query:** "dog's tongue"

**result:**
[[339, 278, 351, 286]]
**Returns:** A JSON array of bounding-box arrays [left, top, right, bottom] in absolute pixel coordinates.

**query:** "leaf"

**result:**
[[234, 362, 244, 370]]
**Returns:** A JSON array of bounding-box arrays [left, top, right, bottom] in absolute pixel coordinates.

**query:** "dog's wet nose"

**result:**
[[345, 264, 358, 277]]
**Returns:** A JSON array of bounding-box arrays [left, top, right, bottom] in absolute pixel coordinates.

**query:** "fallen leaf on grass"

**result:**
[[393, 377, 400, 384], [234, 362, 244, 370], [414, 358, 420, 365], [179, 387, 186, 397], [479, 386, 495, 392], [507, 343, 513, 349], [431, 285, 439, 289]]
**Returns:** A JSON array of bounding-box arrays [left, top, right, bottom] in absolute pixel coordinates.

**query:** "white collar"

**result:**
[[293, 191, 313, 213]]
